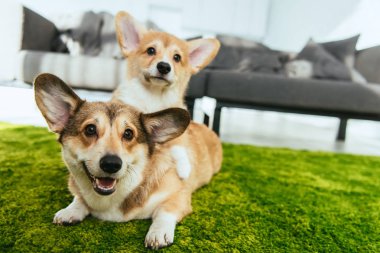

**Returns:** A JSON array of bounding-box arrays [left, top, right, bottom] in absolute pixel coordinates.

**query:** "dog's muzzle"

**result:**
[[82, 162, 117, 196], [143, 72, 171, 86]]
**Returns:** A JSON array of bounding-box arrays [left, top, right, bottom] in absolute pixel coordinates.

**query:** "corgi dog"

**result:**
[[34, 73, 222, 249], [112, 11, 220, 180]]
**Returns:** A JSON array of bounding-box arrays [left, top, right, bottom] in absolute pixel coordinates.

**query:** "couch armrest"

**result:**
[[355, 46, 380, 84], [17, 50, 126, 91]]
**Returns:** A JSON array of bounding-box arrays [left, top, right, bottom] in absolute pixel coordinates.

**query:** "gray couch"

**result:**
[[186, 45, 380, 141]]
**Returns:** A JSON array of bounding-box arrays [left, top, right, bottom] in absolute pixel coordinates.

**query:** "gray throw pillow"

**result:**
[[22, 7, 67, 52], [237, 48, 283, 74], [70, 11, 103, 56], [289, 39, 351, 81], [207, 44, 242, 70], [320, 35, 359, 68]]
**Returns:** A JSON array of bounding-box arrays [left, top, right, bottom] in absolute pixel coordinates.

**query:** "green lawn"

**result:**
[[1, 122, 380, 252]]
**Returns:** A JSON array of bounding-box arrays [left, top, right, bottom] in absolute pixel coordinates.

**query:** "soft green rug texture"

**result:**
[[0, 122, 379, 252]]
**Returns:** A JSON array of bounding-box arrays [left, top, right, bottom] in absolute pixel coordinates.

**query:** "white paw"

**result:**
[[171, 146, 191, 180], [53, 207, 82, 225], [145, 212, 177, 249], [176, 161, 191, 179], [145, 223, 175, 249], [53, 197, 89, 225]]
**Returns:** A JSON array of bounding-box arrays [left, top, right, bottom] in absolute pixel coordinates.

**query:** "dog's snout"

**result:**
[[100, 155, 122, 174], [157, 62, 171, 75]]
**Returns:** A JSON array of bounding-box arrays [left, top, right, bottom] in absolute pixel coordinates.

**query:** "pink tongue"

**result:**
[[97, 178, 115, 188]]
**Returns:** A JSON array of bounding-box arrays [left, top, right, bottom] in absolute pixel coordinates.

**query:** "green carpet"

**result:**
[[1, 122, 380, 252]]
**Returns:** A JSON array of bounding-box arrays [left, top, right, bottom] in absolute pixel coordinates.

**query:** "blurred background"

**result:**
[[8, 0, 380, 51], [3, 0, 380, 155]]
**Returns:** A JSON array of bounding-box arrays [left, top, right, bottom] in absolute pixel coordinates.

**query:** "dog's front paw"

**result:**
[[53, 207, 84, 225], [176, 161, 191, 180], [144, 223, 175, 249], [171, 146, 191, 180], [53, 198, 89, 226]]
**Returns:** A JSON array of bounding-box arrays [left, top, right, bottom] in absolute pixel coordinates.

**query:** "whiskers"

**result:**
[[123, 163, 138, 184]]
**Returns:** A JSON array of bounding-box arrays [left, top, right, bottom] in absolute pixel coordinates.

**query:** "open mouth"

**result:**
[[82, 162, 117, 195]]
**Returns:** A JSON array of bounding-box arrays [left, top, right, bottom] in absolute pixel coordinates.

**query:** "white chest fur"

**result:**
[[115, 78, 184, 113], [91, 190, 170, 222], [124, 191, 170, 221], [77, 175, 143, 222]]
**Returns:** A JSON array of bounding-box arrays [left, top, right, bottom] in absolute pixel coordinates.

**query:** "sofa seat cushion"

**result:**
[[17, 50, 126, 90], [207, 70, 380, 115]]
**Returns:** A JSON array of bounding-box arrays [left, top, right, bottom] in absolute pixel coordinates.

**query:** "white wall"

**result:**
[[326, 0, 380, 50], [264, 0, 380, 51], [18, 0, 270, 40], [9, 0, 380, 51]]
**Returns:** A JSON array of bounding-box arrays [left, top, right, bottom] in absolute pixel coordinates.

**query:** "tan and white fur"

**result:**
[[34, 73, 222, 249], [112, 11, 220, 180]]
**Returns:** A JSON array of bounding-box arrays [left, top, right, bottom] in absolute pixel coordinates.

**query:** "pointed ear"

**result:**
[[115, 11, 147, 57], [34, 73, 83, 133], [187, 38, 220, 74], [141, 108, 191, 144]]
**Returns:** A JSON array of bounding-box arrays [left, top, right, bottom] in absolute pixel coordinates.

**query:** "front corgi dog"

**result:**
[[112, 11, 220, 111], [34, 73, 222, 249]]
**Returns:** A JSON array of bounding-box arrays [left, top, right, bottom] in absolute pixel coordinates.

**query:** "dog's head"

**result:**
[[115, 11, 220, 89], [34, 73, 190, 196]]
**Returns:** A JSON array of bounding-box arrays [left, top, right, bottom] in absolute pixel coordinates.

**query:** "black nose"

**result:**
[[157, 62, 171, 75], [99, 155, 122, 174]]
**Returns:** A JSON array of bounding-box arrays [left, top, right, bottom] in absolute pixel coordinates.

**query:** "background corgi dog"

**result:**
[[34, 73, 222, 249], [112, 11, 220, 180], [112, 11, 220, 112]]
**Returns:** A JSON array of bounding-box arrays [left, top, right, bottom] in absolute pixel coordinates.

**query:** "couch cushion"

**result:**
[[206, 70, 380, 115], [294, 40, 351, 81], [17, 50, 126, 91]]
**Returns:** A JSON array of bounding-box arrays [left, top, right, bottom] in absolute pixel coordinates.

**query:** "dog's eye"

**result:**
[[147, 47, 156, 56], [173, 54, 181, 62], [123, 129, 134, 141], [85, 124, 97, 136]]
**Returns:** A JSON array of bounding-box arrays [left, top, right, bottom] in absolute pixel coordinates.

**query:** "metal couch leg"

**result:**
[[212, 106, 222, 135], [337, 118, 348, 141]]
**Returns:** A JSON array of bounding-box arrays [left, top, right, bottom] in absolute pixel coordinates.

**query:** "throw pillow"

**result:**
[[320, 35, 360, 68], [207, 44, 242, 70], [284, 60, 313, 79], [22, 7, 67, 52], [286, 39, 351, 81], [237, 48, 284, 74], [319, 35, 366, 83]]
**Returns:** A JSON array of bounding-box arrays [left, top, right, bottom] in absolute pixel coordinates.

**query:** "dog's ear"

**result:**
[[187, 38, 220, 74], [141, 108, 190, 144], [34, 73, 83, 133], [115, 11, 147, 57]]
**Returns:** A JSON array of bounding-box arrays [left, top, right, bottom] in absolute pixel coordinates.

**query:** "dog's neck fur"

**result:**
[[113, 77, 186, 113]]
